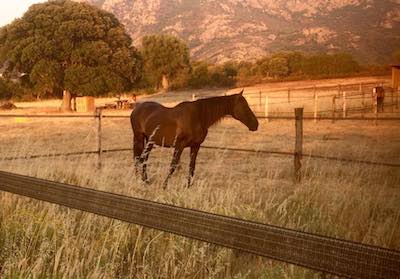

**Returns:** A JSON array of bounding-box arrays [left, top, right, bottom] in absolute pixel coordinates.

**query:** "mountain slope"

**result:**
[[75, 0, 400, 64]]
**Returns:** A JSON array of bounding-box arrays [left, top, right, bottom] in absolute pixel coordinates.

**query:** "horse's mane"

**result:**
[[195, 95, 234, 128]]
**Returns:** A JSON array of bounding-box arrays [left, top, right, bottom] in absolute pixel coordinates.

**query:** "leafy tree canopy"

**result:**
[[141, 34, 191, 88], [0, 0, 142, 98], [268, 57, 289, 78], [301, 53, 360, 76]]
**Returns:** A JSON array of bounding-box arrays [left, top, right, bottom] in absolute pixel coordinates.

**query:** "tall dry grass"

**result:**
[[0, 115, 399, 278]]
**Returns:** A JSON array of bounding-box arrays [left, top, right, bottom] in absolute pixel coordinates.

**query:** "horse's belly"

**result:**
[[144, 120, 179, 147]]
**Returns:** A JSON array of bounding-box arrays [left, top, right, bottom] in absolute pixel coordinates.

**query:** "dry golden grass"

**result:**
[[1, 78, 399, 278]]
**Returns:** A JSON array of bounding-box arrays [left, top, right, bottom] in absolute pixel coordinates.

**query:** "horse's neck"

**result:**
[[197, 96, 233, 128]]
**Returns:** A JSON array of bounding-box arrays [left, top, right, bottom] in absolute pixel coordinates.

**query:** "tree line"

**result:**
[[0, 0, 396, 108]]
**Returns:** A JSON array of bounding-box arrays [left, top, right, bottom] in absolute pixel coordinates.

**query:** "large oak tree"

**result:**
[[141, 34, 191, 91], [0, 0, 142, 110]]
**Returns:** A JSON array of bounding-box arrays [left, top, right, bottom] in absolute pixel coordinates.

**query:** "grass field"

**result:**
[[0, 77, 399, 278]]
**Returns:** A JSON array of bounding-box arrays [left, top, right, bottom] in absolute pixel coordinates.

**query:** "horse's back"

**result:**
[[132, 101, 165, 113], [131, 101, 193, 123], [130, 101, 201, 147], [130, 102, 177, 142], [131, 102, 163, 130]]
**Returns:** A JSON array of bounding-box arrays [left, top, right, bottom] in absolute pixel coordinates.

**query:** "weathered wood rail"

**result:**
[[0, 170, 399, 278]]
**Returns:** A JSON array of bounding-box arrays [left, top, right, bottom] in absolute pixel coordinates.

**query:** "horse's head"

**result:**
[[231, 90, 258, 131]]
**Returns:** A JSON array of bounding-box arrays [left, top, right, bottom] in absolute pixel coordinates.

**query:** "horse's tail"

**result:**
[[130, 109, 135, 129], [130, 103, 140, 130], [130, 108, 137, 163]]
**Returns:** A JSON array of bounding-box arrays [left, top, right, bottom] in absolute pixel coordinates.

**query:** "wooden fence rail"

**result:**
[[0, 170, 399, 279]]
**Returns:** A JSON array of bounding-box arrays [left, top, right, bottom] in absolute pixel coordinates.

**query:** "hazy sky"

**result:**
[[0, 0, 47, 27]]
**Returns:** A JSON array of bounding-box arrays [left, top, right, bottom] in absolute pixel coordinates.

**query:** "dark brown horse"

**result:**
[[130, 90, 258, 188]]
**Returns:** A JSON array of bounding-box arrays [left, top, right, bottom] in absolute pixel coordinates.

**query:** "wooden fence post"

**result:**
[[371, 87, 375, 112], [342, 91, 347, 118], [374, 94, 378, 126], [313, 85, 316, 99], [96, 108, 103, 169], [192, 94, 196, 101], [332, 96, 336, 123], [391, 89, 394, 112], [288, 88, 291, 104], [294, 108, 303, 183], [314, 92, 319, 123], [264, 96, 269, 122], [337, 84, 341, 97], [259, 90, 262, 108]]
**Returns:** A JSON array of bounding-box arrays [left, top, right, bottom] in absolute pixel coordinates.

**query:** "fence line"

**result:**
[[2, 145, 400, 168], [245, 84, 399, 118], [1, 107, 400, 180], [247, 90, 376, 100], [0, 114, 96, 118], [1, 113, 400, 121], [0, 170, 399, 279], [242, 81, 390, 96]]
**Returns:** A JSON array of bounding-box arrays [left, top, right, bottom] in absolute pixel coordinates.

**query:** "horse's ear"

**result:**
[[239, 89, 244, 95]]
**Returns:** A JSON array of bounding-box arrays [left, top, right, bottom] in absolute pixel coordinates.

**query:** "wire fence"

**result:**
[[1, 81, 399, 173], [1, 111, 400, 169], [0, 170, 399, 279], [241, 81, 400, 119], [1, 113, 400, 121], [242, 81, 386, 95], [2, 145, 400, 168]]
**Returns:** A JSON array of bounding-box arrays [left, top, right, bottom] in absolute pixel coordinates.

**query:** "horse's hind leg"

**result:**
[[187, 144, 200, 187], [141, 141, 153, 182]]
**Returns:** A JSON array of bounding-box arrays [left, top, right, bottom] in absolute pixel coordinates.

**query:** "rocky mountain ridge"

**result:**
[[75, 0, 400, 64]]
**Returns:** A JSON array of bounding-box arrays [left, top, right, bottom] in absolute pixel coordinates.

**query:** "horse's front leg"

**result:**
[[163, 144, 184, 189], [187, 144, 200, 187], [133, 135, 144, 180]]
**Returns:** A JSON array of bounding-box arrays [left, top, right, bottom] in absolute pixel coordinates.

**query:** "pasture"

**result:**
[[0, 77, 399, 278]]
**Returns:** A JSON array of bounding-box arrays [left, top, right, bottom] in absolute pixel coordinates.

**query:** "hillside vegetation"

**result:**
[[78, 0, 400, 64], [0, 1, 396, 102]]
